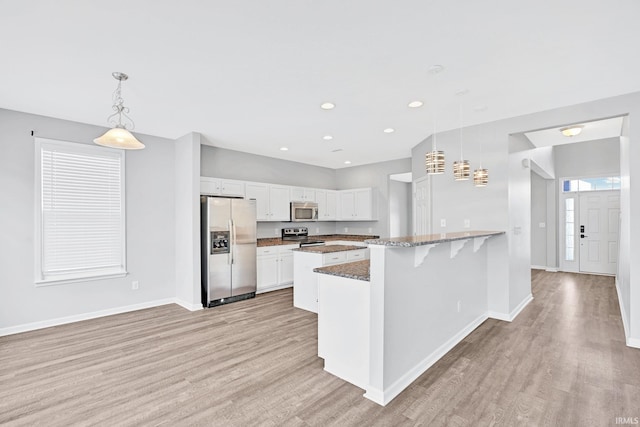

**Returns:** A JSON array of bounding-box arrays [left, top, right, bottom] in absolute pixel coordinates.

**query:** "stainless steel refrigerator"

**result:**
[[200, 196, 257, 307]]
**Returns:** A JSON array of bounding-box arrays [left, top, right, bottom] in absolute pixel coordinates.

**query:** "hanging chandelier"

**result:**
[[474, 129, 489, 187], [453, 90, 470, 180], [425, 65, 445, 175], [94, 72, 145, 150]]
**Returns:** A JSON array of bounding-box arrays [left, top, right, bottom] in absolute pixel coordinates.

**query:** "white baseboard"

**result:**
[[545, 267, 558, 272], [0, 297, 188, 337], [614, 278, 640, 348], [531, 265, 546, 270], [174, 298, 203, 311], [364, 313, 488, 406], [488, 294, 533, 322]]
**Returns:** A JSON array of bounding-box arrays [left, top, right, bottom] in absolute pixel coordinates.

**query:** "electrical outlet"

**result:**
[[132, 281, 139, 290], [368, 227, 372, 233], [464, 219, 470, 228], [457, 300, 461, 313], [344, 227, 349, 233], [539, 222, 546, 228], [274, 228, 279, 236], [315, 227, 320, 234], [440, 218, 446, 227]]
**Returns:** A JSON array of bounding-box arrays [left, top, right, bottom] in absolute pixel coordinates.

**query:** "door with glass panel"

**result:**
[[578, 191, 620, 275]]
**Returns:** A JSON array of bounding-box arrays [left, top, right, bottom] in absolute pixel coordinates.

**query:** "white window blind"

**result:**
[[35, 138, 126, 284]]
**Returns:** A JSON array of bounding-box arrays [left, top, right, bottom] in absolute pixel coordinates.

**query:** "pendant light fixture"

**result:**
[[453, 90, 470, 181], [473, 129, 488, 187], [94, 72, 145, 150], [425, 65, 445, 175]]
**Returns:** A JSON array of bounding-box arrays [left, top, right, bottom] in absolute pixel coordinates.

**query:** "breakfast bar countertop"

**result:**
[[313, 260, 370, 282], [293, 245, 363, 254], [364, 230, 505, 247]]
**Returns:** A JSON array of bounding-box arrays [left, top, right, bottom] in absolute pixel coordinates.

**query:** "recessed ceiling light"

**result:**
[[280, 147, 289, 151], [560, 125, 583, 137], [344, 160, 351, 165], [331, 148, 343, 152], [323, 135, 333, 140], [408, 101, 423, 108], [455, 89, 469, 96], [320, 102, 335, 110], [383, 128, 395, 133]]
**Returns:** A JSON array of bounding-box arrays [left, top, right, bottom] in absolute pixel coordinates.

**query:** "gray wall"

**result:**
[[389, 180, 412, 238], [201, 143, 336, 188], [531, 172, 548, 267], [0, 108, 177, 331], [554, 137, 620, 178], [335, 158, 412, 237], [202, 143, 411, 238]]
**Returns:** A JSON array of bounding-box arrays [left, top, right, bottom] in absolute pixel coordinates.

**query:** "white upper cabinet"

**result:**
[[316, 189, 337, 221], [200, 177, 245, 197], [290, 187, 316, 202], [337, 188, 374, 221], [245, 182, 290, 222]]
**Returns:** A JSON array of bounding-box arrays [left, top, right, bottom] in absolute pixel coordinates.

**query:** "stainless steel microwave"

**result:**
[[290, 201, 318, 222]]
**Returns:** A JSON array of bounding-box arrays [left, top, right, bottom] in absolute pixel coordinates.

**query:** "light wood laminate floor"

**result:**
[[1, 271, 639, 426]]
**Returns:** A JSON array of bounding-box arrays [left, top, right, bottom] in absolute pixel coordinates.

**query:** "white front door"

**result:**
[[578, 191, 620, 275], [413, 176, 430, 236]]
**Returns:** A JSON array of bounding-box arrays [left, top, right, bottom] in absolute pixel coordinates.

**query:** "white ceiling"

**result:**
[[524, 116, 625, 148], [1, 1, 639, 169]]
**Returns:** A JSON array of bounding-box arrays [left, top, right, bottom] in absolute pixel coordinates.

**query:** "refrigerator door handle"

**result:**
[[232, 220, 238, 264], [230, 219, 236, 265]]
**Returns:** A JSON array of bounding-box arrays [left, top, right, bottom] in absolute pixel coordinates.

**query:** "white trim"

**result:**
[[174, 298, 204, 312], [531, 265, 547, 270], [545, 267, 559, 272], [488, 293, 533, 322], [257, 283, 293, 294], [364, 313, 488, 406], [614, 277, 640, 348], [0, 298, 179, 337]]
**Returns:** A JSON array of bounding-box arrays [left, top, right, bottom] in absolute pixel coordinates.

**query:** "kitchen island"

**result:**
[[293, 244, 368, 313], [314, 230, 508, 406]]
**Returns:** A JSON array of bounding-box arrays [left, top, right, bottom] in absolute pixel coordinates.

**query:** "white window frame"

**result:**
[[34, 137, 127, 285]]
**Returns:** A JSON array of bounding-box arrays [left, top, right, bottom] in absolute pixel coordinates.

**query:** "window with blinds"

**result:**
[[35, 138, 126, 284]]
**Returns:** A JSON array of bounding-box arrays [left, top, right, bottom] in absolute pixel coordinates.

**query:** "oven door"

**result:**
[[290, 203, 318, 222]]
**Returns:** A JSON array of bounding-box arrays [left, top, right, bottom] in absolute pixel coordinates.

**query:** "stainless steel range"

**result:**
[[281, 227, 325, 247]]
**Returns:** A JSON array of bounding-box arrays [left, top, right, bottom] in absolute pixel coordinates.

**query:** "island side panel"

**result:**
[[367, 240, 490, 405]]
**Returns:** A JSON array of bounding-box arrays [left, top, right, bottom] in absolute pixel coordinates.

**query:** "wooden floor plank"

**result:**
[[1, 272, 639, 426]]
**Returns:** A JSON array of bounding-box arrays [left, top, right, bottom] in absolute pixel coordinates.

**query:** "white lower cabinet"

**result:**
[[293, 248, 368, 313], [257, 245, 297, 294]]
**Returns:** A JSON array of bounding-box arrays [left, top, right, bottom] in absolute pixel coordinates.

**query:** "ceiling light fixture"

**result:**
[[425, 65, 445, 175], [384, 128, 395, 133], [344, 160, 351, 165], [320, 102, 335, 110], [280, 147, 289, 151], [94, 72, 145, 150], [323, 135, 333, 140], [474, 128, 489, 187], [453, 90, 470, 181], [408, 101, 423, 108], [560, 125, 583, 137]]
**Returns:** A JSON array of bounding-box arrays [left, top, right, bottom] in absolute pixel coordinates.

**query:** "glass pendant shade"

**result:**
[[473, 168, 489, 187], [453, 160, 470, 180], [94, 126, 145, 150], [425, 150, 445, 174]]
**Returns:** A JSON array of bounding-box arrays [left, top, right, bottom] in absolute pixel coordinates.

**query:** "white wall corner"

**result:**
[[488, 293, 533, 322]]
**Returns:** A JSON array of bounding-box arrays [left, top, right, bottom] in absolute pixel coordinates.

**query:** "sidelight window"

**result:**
[[565, 198, 575, 262], [35, 138, 126, 284]]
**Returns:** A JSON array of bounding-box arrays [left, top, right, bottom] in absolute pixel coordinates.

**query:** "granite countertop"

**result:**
[[364, 230, 505, 247], [314, 260, 370, 282], [293, 244, 364, 254], [257, 234, 379, 247]]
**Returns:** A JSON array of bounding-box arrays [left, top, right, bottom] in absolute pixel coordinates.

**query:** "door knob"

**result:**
[[580, 234, 588, 238]]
